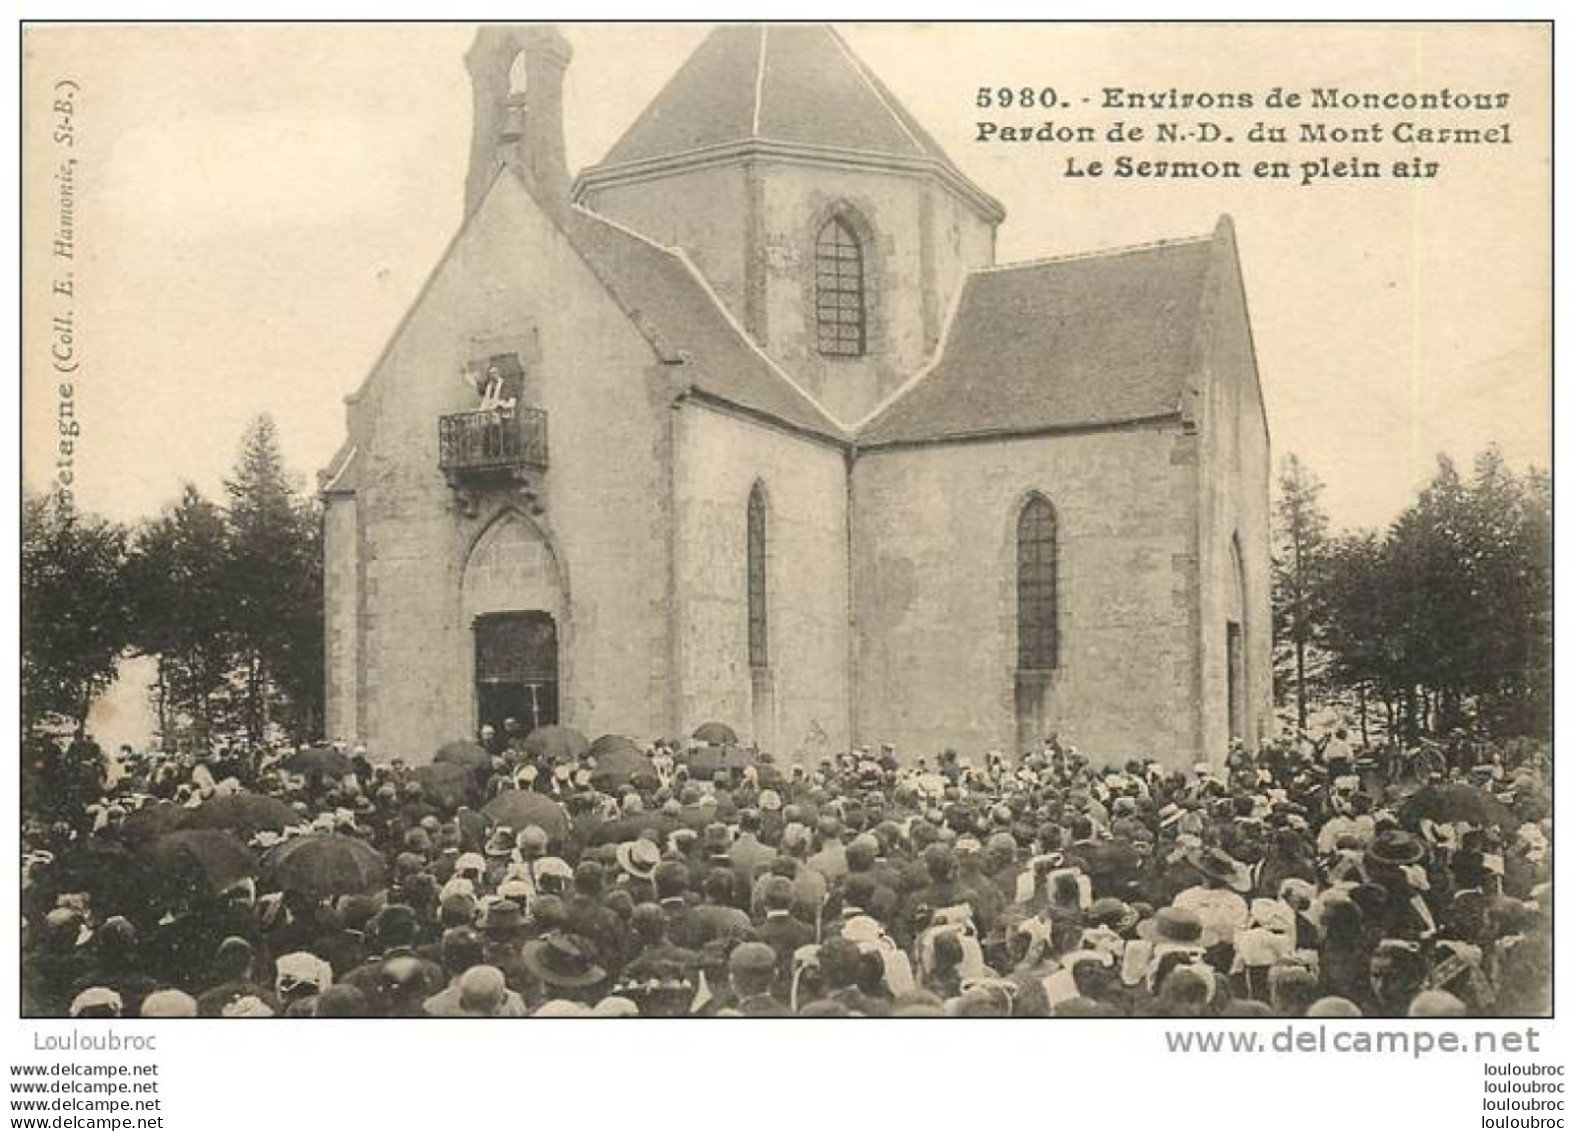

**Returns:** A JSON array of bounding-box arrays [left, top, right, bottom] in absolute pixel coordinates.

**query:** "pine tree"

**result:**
[[1271, 454, 1330, 732], [21, 489, 133, 738], [126, 484, 234, 745], [1319, 531, 1394, 743], [1384, 455, 1472, 735], [221, 415, 323, 744]]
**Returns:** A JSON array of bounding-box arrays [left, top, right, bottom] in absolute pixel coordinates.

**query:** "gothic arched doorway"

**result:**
[[461, 511, 568, 737], [474, 610, 558, 734]]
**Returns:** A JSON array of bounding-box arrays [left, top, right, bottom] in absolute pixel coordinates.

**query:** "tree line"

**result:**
[[1272, 447, 1550, 744], [22, 414, 323, 750]]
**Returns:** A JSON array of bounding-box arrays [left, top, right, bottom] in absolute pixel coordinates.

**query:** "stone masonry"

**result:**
[[322, 25, 1272, 768]]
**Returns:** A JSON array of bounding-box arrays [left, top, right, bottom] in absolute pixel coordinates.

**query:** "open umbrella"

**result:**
[[1399, 783, 1518, 829], [411, 762, 476, 809], [590, 743, 655, 789], [524, 725, 590, 764], [453, 806, 490, 852], [118, 801, 190, 841], [589, 733, 643, 764], [482, 790, 570, 841], [141, 830, 255, 893], [434, 740, 493, 772], [264, 833, 386, 899], [692, 721, 739, 746], [184, 791, 303, 835], [1064, 839, 1144, 897], [35, 840, 157, 921], [685, 744, 757, 780], [281, 746, 351, 779]]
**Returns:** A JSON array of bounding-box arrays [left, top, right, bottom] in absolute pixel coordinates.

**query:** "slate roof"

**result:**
[[521, 174, 846, 442], [856, 236, 1217, 447], [585, 24, 1002, 220]]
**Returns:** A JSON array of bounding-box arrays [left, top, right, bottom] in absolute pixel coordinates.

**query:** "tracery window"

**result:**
[[815, 216, 866, 357], [1017, 495, 1059, 670]]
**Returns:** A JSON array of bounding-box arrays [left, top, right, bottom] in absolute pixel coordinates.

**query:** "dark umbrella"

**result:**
[[453, 807, 490, 852], [692, 721, 739, 746], [434, 740, 493, 772], [184, 792, 303, 835], [264, 834, 386, 899], [37, 840, 156, 922], [411, 762, 476, 810], [590, 743, 655, 789], [1065, 839, 1144, 897], [482, 790, 570, 841], [119, 801, 190, 841], [589, 733, 643, 764], [141, 830, 256, 893], [523, 725, 590, 764], [1399, 783, 1519, 829], [281, 746, 351, 778], [686, 744, 757, 780]]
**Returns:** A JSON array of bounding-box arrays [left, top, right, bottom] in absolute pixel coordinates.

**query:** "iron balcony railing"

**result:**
[[438, 407, 548, 476]]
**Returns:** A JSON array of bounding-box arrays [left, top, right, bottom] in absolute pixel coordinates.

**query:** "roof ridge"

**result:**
[[851, 280, 971, 434], [665, 246, 849, 437], [1178, 230, 1223, 423], [974, 233, 1214, 275], [751, 25, 768, 137], [522, 181, 685, 363], [823, 24, 926, 157], [319, 443, 359, 495], [570, 199, 848, 437], [566, 202, 844, 438], [568, 201, 683, 258]]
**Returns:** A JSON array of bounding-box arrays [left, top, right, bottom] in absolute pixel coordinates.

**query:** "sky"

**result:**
[[22, 22, 1550, 536]]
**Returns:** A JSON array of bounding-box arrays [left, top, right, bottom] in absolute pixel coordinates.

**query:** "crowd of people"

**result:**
[[20, 721, 1552, 1019]]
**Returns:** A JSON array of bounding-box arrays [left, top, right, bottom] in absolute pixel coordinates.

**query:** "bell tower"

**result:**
[[464, 24, 573, 216]]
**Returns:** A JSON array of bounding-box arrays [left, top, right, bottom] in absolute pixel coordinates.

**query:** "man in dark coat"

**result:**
[[900, 844, 967, 938], [194, 936, 279, 1017], [690, 871, 752, 946], [339, 904, 445, 1015], [840, 836, 902, 924], [730, 810, 776, 880], [729, 942, 789, 1016], [1362, 831, 1437, 940], [654, 861, 704, 950], [622, 902, 699, 983], [566, 862, 627, 975], [753, 876, 814, 997]]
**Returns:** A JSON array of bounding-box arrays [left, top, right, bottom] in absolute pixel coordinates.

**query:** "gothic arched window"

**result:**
[[1016, 495, 1058, 670], [815, 215, 866, 357], [747, 483, 769, 669]]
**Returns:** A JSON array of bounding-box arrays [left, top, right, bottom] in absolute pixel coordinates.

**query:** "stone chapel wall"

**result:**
[[672, 404, 851, 759], [340, 177, 673, 760], [850, 425, 1201, 767]]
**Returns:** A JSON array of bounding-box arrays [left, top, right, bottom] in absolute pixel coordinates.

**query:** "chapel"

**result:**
[[320, 24, 1272, 768]]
